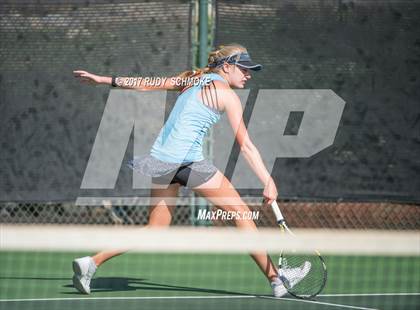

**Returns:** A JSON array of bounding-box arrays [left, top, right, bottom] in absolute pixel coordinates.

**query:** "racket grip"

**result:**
[[270, 201, 285, 224]]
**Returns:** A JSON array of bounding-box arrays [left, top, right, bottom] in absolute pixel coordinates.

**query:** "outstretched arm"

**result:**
[[73, 70, 182, 91], [218, 82, 278, 204]]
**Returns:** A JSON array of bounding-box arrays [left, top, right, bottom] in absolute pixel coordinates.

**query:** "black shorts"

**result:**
[[152, 160, 218, 188], [128, 155, 218, 188]]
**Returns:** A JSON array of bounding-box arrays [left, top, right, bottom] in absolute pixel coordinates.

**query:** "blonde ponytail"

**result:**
[[175, 43, 248, 89]]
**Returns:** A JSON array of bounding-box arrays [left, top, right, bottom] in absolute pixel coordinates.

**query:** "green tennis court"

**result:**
[[1, 251, 419, 310]]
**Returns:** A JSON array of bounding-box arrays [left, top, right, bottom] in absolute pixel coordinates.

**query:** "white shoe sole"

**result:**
[[72, 275, 90, 294]]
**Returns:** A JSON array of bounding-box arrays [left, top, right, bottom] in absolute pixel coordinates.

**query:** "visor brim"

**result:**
[[236, 61, 262, 71]]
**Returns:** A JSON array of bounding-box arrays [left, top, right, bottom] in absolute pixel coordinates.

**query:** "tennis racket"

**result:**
[[270, 201, 327, 299]]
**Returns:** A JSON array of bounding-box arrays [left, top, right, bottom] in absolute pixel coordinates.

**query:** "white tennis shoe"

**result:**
[[270, 277, 288, 297], [271, 261, 312, 297], [72, 256, 97, 294]]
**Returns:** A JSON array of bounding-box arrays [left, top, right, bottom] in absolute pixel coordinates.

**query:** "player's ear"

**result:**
[[221, 62, 231, 74]]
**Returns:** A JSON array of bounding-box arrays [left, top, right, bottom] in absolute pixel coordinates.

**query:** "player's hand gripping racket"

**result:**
[[270, 201, 327, 299]]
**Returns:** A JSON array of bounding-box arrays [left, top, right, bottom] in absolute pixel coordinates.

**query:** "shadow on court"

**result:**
[[62, 277, 249, 296]]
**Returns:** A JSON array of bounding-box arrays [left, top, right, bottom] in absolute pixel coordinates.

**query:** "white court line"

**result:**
[[260, 296, 378, 310], [0, 295, 257, 302], [320, 293, 420, 297], [0, 293, 418, 304]]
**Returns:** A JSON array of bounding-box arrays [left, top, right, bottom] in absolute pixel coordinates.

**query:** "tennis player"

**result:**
[[72, 44, 309, 297]]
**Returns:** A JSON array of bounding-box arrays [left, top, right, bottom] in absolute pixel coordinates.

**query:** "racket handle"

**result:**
[[270, 200, 285, 225]]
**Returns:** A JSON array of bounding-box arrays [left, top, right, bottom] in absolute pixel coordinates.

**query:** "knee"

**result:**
[[148, 205, 174, 226]]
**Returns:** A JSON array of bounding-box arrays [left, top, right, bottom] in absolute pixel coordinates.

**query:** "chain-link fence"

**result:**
[[0, 201, 191, 226], [2, 200, 418, 229], [227, 201, 420, 230]]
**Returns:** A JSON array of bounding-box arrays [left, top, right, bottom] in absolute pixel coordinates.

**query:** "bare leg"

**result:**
[[92, 183, 180, 267], [193, 171, 278, 282]]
